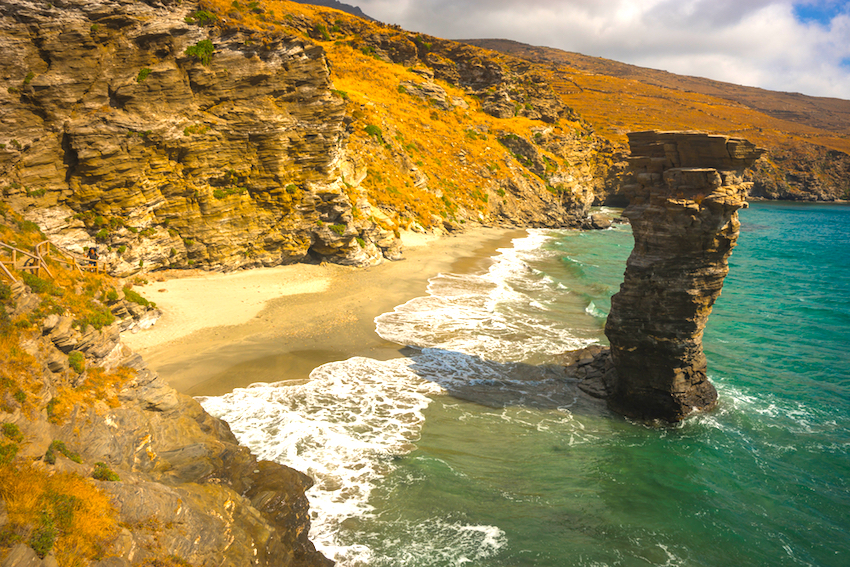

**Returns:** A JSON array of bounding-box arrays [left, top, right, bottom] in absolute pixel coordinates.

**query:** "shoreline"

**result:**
[[122, 227, 526, 397]]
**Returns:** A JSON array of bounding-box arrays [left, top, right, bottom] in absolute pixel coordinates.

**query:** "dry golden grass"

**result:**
[[0, 333, 44, 413], [540, 63, 850, 156], [50, 366, 136, 423], [1, 207, 139, 419], [0, 463, 119, 566], [198, 0, 595, 226]]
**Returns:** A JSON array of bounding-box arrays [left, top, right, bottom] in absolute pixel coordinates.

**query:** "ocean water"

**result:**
[[200, 202, 850, 567]]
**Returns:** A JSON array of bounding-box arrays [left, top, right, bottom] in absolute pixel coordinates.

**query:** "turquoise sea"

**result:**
[[202, 202, 850, 566]]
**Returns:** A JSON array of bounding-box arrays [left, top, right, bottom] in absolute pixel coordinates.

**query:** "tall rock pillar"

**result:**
[[604, 131, 764, 421]]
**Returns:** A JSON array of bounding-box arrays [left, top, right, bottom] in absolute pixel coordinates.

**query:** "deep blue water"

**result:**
[[204, 202, 850, 566]]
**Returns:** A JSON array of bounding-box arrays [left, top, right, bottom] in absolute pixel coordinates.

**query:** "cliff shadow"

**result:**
[[401, 346, 613, 417]]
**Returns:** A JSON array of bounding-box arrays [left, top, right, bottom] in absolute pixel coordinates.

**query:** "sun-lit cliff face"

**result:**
[[0, 0, 402, 274], [1, 0, 619, 277], [2, 0, 846, 278]]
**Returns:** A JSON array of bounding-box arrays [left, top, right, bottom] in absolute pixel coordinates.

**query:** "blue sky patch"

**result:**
[[793, 1, 848, 25]]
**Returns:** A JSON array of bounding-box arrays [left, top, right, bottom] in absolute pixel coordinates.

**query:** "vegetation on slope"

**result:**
[[202, 0, 849, 202], [200, 0, 617, 229], [463, 39, 850, 200], [0, 204, 154, 565]]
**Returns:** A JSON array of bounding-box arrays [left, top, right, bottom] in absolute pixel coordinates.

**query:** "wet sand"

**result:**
[[122, 227, 525, 397]]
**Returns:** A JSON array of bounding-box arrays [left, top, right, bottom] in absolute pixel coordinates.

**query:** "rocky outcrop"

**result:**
[[0, 0, 399, 274], [602, 131, 764, 422], [2, 282, 331, 566]]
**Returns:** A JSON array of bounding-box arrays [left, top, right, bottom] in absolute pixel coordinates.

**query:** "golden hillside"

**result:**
[[204, 0, 849, 202]]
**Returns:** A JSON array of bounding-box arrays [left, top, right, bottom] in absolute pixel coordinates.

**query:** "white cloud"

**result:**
[[353, 0, 850, 99]]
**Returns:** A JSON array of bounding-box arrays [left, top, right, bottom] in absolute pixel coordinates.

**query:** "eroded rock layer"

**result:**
[[604, 131, 764, 422], [0, 0, 400, 273]]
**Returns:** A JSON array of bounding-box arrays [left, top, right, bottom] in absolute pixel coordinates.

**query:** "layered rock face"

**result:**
[[604, 131, 764, 422], [3, 282, 331, 566], [0, 0, 398, 273]]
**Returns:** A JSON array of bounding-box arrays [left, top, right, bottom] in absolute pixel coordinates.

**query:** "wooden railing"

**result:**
[[0, 240, 102, 283]]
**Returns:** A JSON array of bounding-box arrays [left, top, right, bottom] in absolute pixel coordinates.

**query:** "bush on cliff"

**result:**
[[185, 39, 215, 65], [92, 462, 120, 482], [68, 351, 85, 374], [123, 286, 155, 309]]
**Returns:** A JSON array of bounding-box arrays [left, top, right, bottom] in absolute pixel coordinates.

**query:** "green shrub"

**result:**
[[92, 462, 120, 482], [185, 10, 217, 25], [0, 442, 18, 465], [364, 124, 383, 143], [329, 224, 346, 236], [28, 492, 78, 558], [330, 89, 348, 100], [185, 39, 215, 65], [25, 187, 46, 198], [123, 287, 151, 308], [68, 351, 85, 374], [76, 308, 115, 331], [356, 237, 366, 248], [13, 390, 25, 404], [0, 282, 10, 302], [314, 24, 331, 41], [2, 423, 23, 443], [23, 72, 34, 86], [28, 512, 56, 558], [136, 68, 152, 83], [212, 186, 247, 199], [44, 440, 82, 465], [18, 219, 40, 232], [21, 273, 62, 296], [285, 184, 299, 194], [106, 289, 119, 302]]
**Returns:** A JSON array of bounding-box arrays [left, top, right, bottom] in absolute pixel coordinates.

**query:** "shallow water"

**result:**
[[201, 202, 850, 567]]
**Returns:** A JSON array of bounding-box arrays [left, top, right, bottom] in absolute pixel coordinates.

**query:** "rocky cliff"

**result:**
[[599, 131, 764, 422], [0, 0, 403, 275], [0, 232, 331, 566], [1, 0, 616, 278]]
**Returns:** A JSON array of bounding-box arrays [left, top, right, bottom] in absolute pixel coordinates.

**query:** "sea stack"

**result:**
[[604, 131, 764, 422]]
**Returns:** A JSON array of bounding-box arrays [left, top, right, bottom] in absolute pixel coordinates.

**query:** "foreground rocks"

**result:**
[[592, 131, 764, 422], [1, 283, 331, 567]]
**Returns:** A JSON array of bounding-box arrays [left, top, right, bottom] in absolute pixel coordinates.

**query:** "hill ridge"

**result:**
[[459, 38, 850, 136]]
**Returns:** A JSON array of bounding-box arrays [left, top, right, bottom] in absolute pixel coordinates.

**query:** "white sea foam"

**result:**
[[366, 518, 507, 567], [200, 356, 444, 564], [376, 229, 592, 364], [200, 229, 588, 565], [585, 300, 606, 318]]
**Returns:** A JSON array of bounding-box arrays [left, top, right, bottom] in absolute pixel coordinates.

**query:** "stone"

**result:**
[[563, 344, 617, 399], [0, 544, 43, 567], [603, 131, 765, 422], [399, 79, 451, 109]]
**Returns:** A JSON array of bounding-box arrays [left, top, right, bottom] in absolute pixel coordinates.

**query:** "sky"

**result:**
[[350, 0, 850, 100]]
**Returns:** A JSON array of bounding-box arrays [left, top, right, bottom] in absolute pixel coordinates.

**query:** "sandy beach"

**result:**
[[122, 227, 525, 396]]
